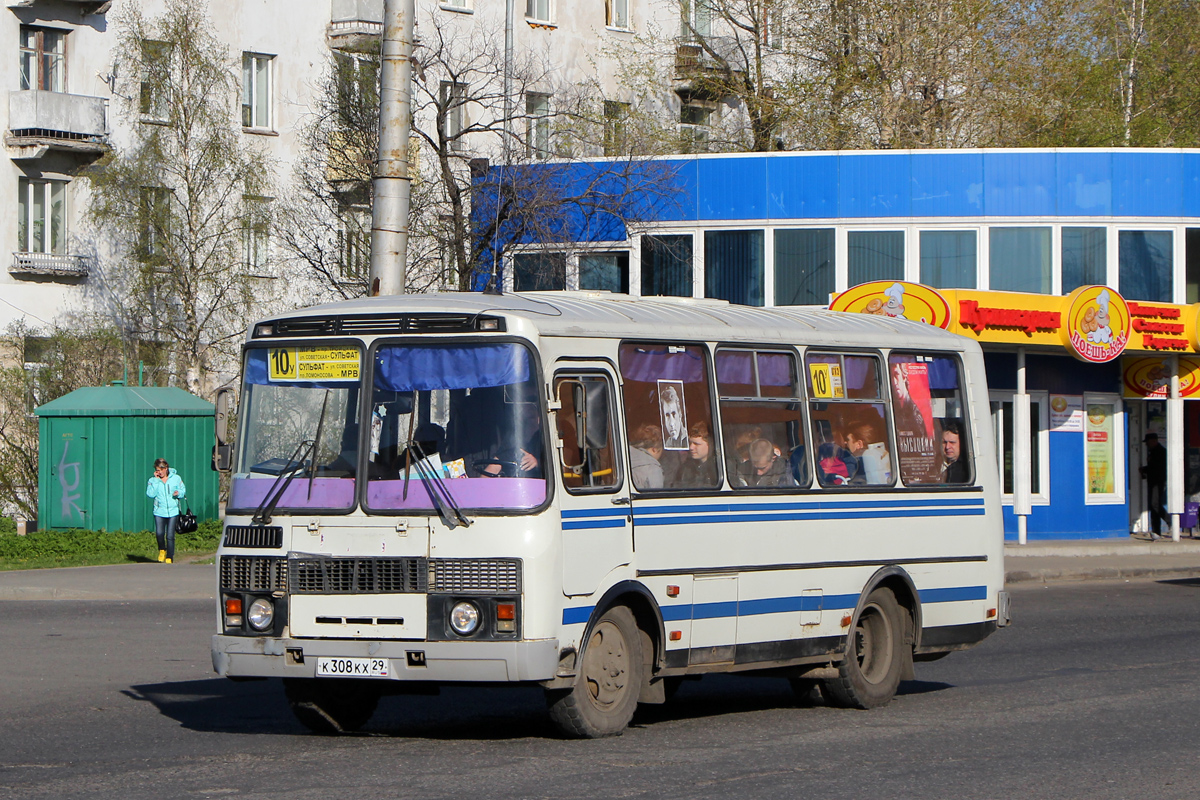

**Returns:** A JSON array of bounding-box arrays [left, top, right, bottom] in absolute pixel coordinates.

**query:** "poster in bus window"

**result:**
[[658, 380, 688, 450], [1086, 404, 1115, 494], [890, 361, 937, 482]]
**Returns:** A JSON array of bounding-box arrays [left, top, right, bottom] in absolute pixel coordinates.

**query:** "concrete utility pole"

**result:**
[[369, 0, 415, 296]]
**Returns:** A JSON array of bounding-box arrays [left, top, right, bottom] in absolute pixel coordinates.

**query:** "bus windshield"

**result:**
[[365, 342, 546, 512]]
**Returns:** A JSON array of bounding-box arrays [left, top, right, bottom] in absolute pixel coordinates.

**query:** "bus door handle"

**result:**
[[611, 497, 630, 505]]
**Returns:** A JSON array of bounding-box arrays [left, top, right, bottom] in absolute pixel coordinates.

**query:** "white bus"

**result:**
[[211, 291, 1009, 738]]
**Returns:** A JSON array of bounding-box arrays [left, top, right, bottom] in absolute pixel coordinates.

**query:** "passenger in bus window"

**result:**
[[938, 419, 970, 484], [675, 421, 718, 487], [816, 441, 857, 486], [740, 438, 792, 487], [844, 418, 892, 485], [629, 423, 665, 490], [479, 401, 543, 478]]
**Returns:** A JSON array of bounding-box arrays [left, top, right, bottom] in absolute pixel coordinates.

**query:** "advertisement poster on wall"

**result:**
[[1050, 395, 1084, 432], [1086, 403, 1115, 494]]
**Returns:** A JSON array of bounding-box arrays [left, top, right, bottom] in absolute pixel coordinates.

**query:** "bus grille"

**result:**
[[429, 559, 521, 594], [289, 556, 426, 594], [264, 314, 504, 337], [223, 525, 283, 549], [220, 555, 288, 592]]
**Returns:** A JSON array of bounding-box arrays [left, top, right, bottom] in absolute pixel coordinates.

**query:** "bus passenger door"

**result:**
[[552, 367, 633, 597]]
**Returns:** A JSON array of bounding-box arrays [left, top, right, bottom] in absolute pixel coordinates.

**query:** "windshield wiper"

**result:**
[[251, 438, 314, 525], [409, 437, 472, 529]]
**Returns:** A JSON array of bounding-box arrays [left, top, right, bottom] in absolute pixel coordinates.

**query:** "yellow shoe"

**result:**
[[158, 550, 166, 563], [165, 557, 172, 564]]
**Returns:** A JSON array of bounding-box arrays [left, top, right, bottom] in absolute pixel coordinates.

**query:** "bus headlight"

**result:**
[[449, 601, 480, 635], [247, 597, 275, 632]]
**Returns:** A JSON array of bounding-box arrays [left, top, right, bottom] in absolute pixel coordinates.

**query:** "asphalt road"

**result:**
[[2, 579, 1199, 800]]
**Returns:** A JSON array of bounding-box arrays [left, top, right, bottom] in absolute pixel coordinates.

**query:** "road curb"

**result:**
[[1006, 565, 1200, 585]]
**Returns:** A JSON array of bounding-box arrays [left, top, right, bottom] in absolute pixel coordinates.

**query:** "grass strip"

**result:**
[[0, 520, 223, 571]]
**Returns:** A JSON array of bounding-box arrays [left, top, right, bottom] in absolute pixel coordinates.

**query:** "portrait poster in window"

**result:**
[[657, 380, 688, 450], [890, 361, 937, 482]]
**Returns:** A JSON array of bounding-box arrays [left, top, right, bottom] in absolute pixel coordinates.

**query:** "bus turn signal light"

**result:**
[[669, 631, 682, 641], [666, 585, 680, 597], [225, 597, 243, 615], [987, 608, 997, 619], [496, 602, 516, 632]]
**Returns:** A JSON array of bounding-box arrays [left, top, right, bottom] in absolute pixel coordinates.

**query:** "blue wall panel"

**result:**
[[838, 154, 911, 218], [910, 152, 984, 217], [1184, 153, 1200, 218], [697, 156, 769, 220], [767, 155, 839, 219], [983, 152, 1056, 216], [1056, 151, 1112, 216], [1113, 151, 1182, 216]]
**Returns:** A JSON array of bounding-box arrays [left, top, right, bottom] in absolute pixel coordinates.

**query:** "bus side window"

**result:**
[[888, 353, 973, 486], [716, 348, 809, 490], [554, 374, 619, 492], [618, 342, 720, 491], [806, 352, 894, 487]]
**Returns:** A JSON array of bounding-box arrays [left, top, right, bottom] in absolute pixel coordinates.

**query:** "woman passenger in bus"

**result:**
[[674, 421, 718, 488], [629, 423, 666, 490], [843, 419, 891, 485]]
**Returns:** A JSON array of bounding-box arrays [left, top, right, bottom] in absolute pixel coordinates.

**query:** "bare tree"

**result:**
[[85, 0, 275, 396]]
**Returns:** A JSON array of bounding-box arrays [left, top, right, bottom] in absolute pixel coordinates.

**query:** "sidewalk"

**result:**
[[3, 538, 1200, 600]]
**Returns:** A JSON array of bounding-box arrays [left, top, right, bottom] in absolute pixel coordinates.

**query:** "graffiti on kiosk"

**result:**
[[57, 438, 83, 521]]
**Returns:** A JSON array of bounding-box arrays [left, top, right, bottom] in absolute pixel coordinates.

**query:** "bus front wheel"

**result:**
[[824, 587, 905, 709], [546, 605, 644, 738], [283, 678, 380, 734]]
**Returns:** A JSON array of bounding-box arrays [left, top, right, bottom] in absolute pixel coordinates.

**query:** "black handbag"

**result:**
[[177, 506, 198, 534]]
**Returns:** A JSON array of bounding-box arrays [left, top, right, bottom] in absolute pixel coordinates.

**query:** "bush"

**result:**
[[0, 517, 14, 535], [0, 519, 223, 570]]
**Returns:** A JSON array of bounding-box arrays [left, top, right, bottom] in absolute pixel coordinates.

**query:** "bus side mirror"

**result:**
[[213, 387, 234, 472], [582, 381, 609, 450]]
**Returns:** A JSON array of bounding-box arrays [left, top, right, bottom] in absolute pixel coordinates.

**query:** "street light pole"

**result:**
[[369, 0, 415, 296]]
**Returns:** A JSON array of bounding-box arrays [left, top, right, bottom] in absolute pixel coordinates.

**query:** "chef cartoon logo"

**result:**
[[1062, 286, 1129, 363], [829, 281, 952, 329]]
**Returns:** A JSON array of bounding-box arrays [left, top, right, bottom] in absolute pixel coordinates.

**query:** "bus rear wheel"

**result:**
[[546, 605, 643, 738], [283, 678, 380, 734], [823, 587, 905, 709]]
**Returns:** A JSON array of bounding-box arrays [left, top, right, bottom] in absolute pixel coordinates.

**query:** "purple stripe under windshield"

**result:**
[[368, 477, 546, 510], [229, 477, 356, 510]]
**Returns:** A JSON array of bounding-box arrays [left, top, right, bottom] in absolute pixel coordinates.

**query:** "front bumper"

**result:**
[[211, 634, 559, 683]]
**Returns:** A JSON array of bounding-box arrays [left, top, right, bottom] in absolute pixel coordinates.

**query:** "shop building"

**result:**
[[494, 148, 1200, 541]]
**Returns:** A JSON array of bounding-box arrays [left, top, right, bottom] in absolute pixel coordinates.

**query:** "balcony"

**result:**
[[10, 252, 90, 280], [5, 1, 110, 14], [328, 0, 383, 49], [7, 90, 108, 159]]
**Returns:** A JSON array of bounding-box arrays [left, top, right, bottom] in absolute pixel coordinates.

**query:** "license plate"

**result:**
[[315, 657, 390, 678]]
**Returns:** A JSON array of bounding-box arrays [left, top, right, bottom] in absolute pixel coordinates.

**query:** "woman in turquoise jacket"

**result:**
[[147, 458, 186, 564]]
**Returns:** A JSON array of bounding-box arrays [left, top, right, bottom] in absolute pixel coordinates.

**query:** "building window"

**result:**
[[440, 81, 467, 149], [525, 0, 552, 23], [526, 92, 551, 159], [1062, 227, 1107, 293], [338, 207, 371, 281], [513, 252, 566, 291], [919, 230, 976, 289], [242, 53, 273, 130], [990, 390, 1050, 505], [140, 40, 172, 121], [641, 234, 693, 297], [242, 196, 272, 275], [775, 228, 834, 306], [579, 252, 629, 293], [1119, 230, 1173, 303], [680, 100, 714, 152], [680, 0, 712, 39], [603, 100, 630, 157], [607, 0, 629, 28], [441, 0, 471, 9], [1083, 394, 1125, 504], [20, 27, 66, 92], [990, 227, 1051, 294], [848, 230, 904, 286], [17, 178, 67, 255], [706, 230, 764, 307], [1187, 229, 1200, 304], [138, 187, 172, 264]]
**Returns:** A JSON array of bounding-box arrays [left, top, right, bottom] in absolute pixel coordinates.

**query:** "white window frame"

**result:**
[[914, 226, 981, 290], [1082, 392, 1126, 505], [525, 0, 553, 23], [607, 0, 630, 29], [440, 0, 473, 11], [139, 39, 172, 123], [681, 0, 712, 39], [1115, 225, 1179, 303], [241, 52, 274, 131], [843, 227, 907, 290], [20, 26, 66, 93], [440, 80, 467, 149], [242, 195, 273, 276], [990, 389, 1051, 507], [526, 91, 551, 159], [17, 177, 68, 255]]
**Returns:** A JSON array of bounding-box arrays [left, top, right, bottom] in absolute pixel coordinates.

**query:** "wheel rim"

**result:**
[[853, 602, 895, 686], [582, 620, 629, 711]]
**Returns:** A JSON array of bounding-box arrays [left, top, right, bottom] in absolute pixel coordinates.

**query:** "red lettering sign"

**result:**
[[1128, 302, 1182, 319], [1132, 319, 1185, 334], [958, 300, 1061, 335]]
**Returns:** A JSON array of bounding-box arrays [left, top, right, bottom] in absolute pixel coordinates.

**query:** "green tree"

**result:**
[[85, 0, 275, 396]]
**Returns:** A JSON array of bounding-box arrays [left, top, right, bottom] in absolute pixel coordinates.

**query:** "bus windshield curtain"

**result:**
[[705, 230, 764, 306], [374, 344, 531, 392]]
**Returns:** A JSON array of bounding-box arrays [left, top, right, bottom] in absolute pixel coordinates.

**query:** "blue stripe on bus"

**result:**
[[561, 507, 632, 518], [632, 497, 985, 516], [562, 518, 627, 530], [633, 508, 985, 526], [561, 586, 985, 625]]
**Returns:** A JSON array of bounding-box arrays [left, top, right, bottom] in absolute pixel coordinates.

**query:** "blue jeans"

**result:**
[[155, 514, 178, 559]]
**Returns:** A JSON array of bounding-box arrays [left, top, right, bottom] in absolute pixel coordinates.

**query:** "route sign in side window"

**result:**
[[554, 374, 620, 493], [619, 342, 720, 491], [888, 353, 972, 486], [716, 348, 809, 489], [805, 353, 893, 488]]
